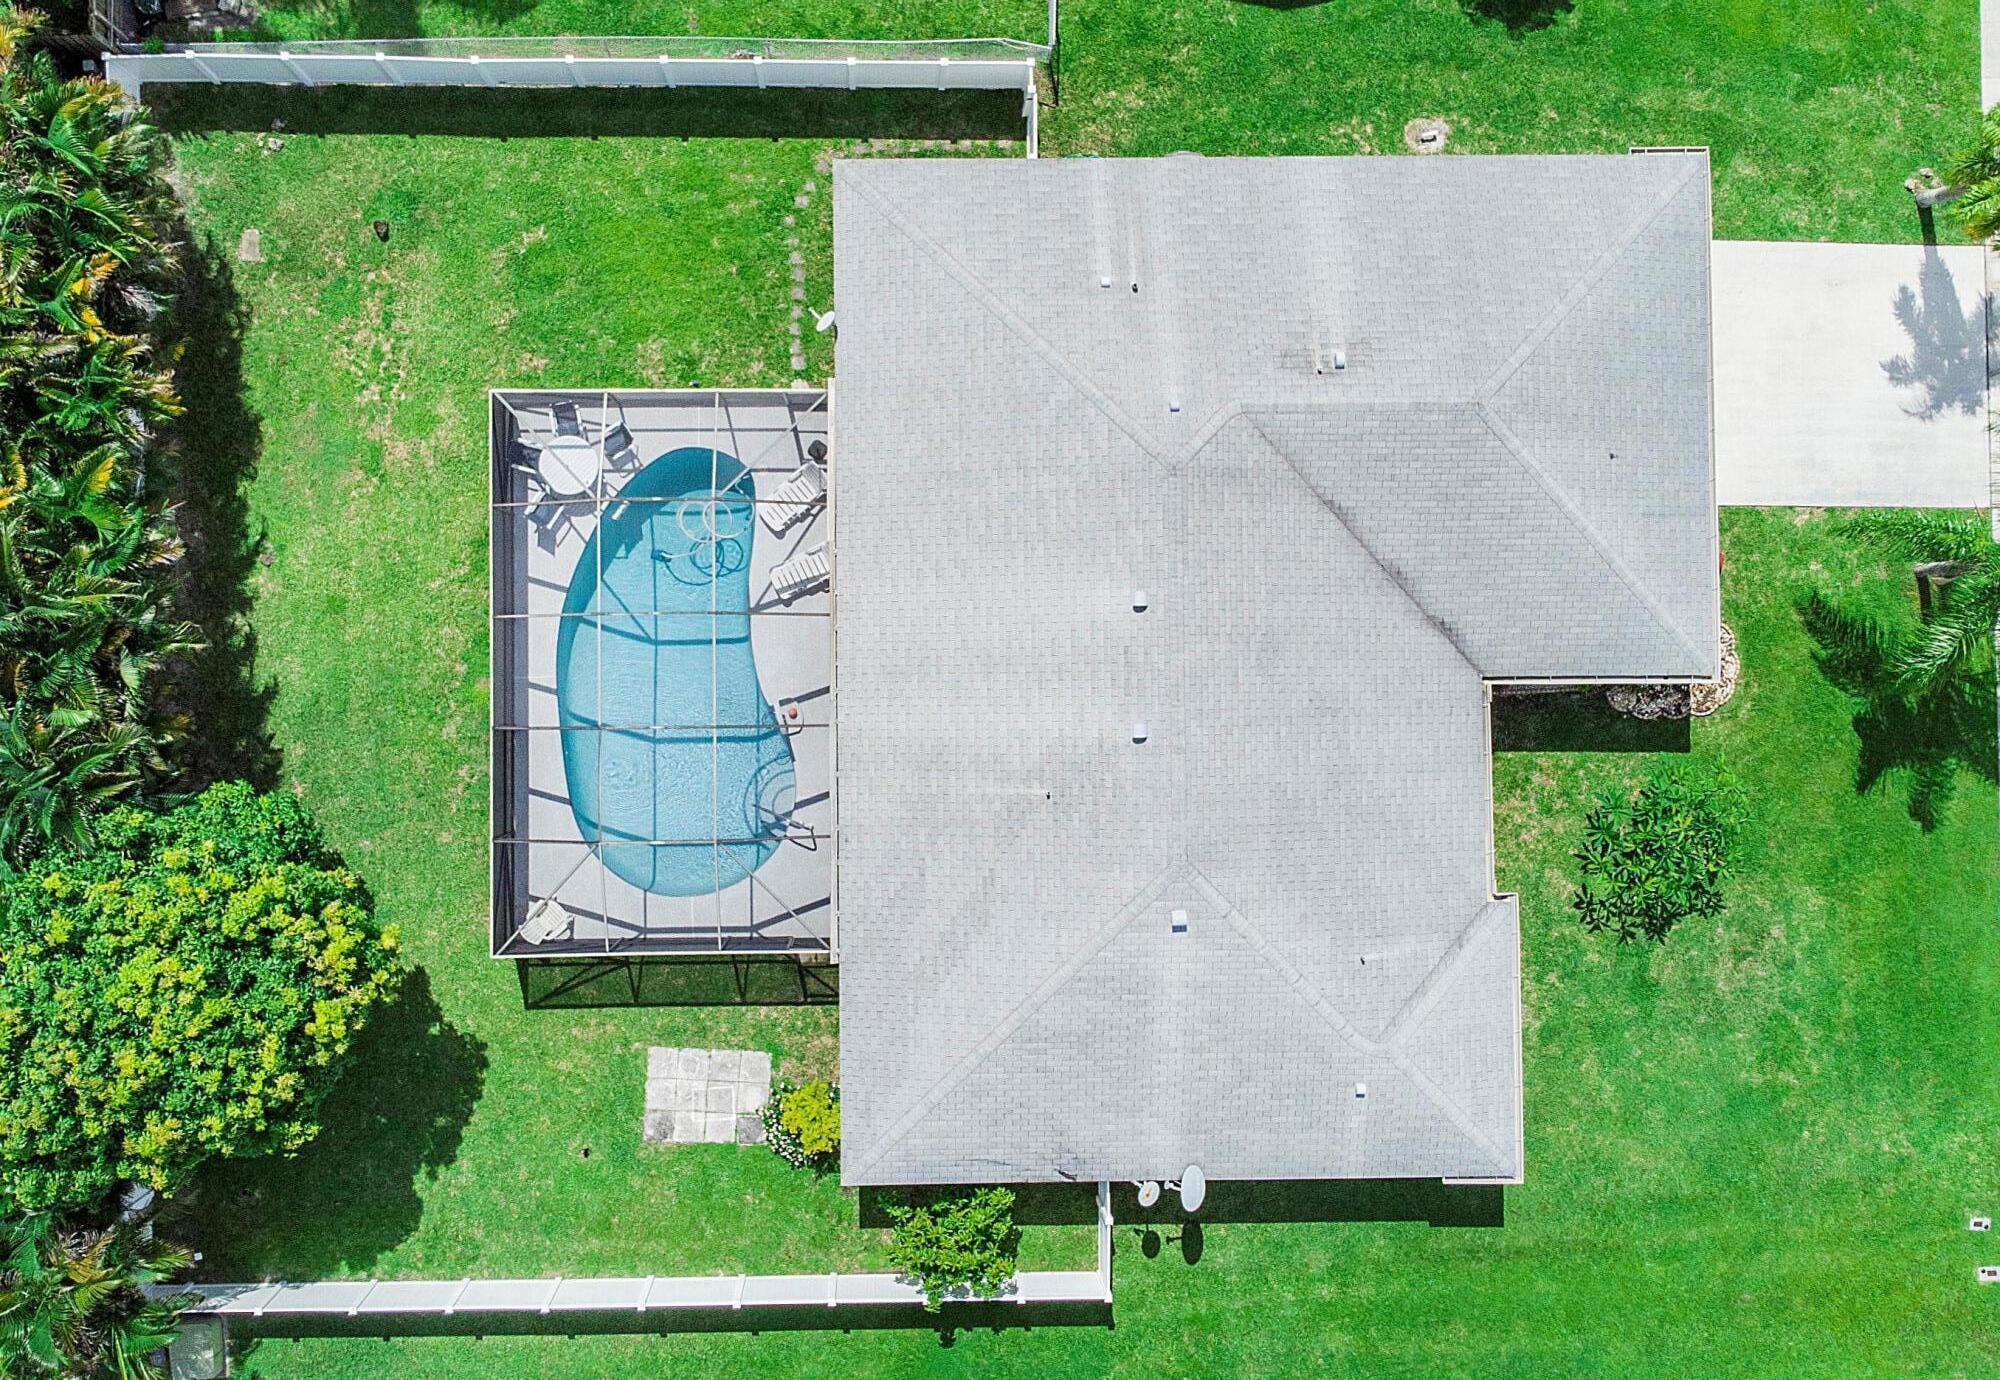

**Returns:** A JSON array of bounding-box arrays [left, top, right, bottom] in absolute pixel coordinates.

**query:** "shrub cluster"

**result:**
[[884, 1186, 1020, 1311], [1573, 763, 1744, 945], [0, 782, 400, 1211], [0, 12, 197, 871], [760, 1080, 839, 1171]]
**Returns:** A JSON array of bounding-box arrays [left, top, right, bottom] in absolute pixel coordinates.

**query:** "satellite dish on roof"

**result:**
[[1136, 1180, 1161, 1208], [1170, 1164, 1206, 1214]]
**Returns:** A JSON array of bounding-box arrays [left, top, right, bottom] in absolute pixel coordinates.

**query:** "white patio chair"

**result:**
[[770, 542, 830, 603], [759, 459, 826, 535], [517, 898, 573, 946]]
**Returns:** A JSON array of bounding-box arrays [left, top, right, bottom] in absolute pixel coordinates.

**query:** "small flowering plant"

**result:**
[[761, 1080, 840, 1172]]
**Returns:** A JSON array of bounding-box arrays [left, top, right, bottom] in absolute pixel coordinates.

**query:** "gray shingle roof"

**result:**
[[831, 154, 1718, 1186]]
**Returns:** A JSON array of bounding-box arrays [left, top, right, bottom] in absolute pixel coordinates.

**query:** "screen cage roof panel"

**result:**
[[490, 388, 833, 958]]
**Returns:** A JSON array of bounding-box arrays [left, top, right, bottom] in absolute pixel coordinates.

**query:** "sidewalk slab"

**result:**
[[1712, 240, 1989, 508]]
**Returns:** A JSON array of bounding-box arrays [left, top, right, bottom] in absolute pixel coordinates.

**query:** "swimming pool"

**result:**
[[554, 447, 796, 896]]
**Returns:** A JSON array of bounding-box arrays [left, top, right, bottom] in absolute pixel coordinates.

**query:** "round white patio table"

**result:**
[[537, 436, 602, 496]]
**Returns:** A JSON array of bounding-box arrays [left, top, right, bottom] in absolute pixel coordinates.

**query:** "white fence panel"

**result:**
[[380, 56, 484, 84], [573, 57, 671, 86], [287, 54, 381, 83], [473, 56, 557, 84], [756, 58, 847, 89]]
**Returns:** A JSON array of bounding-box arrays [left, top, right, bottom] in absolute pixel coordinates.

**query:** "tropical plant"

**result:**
[[1835, 510, 2000, 697], [884, 1186, 1019, 1311], [1573, 763, 1744, 944], [1946, 104, 2000, 240], [760, 1081, 839, 1170], [0, 782, 400, 1212], [0, 9, 196, 870], [0, 1211, 192, 1380]]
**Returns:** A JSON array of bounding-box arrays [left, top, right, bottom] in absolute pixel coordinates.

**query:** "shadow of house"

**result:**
[[164, 968, 488, 1280], [145, 83, 1024, 143], [1461, 0, 1574, 34], [1800, 591, 1998, 829], [1880, 246, 1995, 421], [1491, 687, 1691, 753], [158, 236, 281, 791], [858, 1181, 1099, 1229]]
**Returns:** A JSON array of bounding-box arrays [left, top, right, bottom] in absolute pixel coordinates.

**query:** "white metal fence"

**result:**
[[166, 1182, 1113, 1328], [101, 41, 1039, 101]]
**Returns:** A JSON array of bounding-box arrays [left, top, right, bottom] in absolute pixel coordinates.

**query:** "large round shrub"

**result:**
[[0, 782, 400, 1211]]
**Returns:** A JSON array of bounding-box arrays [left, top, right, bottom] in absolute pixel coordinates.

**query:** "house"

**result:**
[[830, 153, 1718, 1186]]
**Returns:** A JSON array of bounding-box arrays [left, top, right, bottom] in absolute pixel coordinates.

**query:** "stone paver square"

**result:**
[[643, 1047, 775, 1146]]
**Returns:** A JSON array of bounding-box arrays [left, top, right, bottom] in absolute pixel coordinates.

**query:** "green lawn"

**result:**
[[191, 0, 1975, 243], [146, 7, 2000, 1373]]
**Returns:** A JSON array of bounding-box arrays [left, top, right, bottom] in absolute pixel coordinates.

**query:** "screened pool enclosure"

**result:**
[[489, 389, 833, 957]]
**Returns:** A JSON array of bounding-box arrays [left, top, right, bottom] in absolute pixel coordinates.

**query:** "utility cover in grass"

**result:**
[[645, 1047, 772, 1145]]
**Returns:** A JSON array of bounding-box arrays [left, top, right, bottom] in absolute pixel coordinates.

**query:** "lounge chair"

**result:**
[[517, 897, 573, 946], [759, 459, 826, 535], [770, 542, 830, 603]]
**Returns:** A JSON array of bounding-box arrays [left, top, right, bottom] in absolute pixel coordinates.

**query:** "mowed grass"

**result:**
[[213, 0, 1972, 243], [151, 7, 1998, 1373], [157, 109, 1086, 1286]]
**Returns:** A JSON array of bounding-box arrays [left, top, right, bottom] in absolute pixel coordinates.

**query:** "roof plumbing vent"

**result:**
[[1132, 590, 1150, 613], [1354, 1082, 1368, 1100], [1313, 341, 1348, 376]]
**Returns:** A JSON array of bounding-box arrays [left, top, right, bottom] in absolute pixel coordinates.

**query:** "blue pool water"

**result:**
[[555, 447, 796, 896]]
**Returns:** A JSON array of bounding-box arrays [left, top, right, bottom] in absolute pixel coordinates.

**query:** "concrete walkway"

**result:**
[[1712, 240, 1990, 507]]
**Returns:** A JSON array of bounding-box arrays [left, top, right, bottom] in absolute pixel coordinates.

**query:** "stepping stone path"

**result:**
[[644, 1047, 772, 1145]]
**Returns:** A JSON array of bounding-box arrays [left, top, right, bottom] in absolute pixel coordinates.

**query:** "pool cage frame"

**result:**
[[489, 387, 836, 960]]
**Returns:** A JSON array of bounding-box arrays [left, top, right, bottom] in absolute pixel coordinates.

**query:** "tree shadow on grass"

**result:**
[[1800, 591, 1998, 829], [1461, 0, 1574, 34], [163, 967, 487, 1280], [144, 82, 1025, 143], [156, 235, 281, 791]]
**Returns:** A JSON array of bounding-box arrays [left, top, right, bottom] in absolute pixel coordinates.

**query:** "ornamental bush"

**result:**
[[884, 1186, 1020, 1311], [1573, 763, 1745, 945], [0, 781, 400, 1211], [760, 1081, 839, 1170]]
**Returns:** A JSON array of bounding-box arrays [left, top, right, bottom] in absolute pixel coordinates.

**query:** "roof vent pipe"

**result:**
[[1131, 721, 1150, 744], [1132, 590, 1149, 612]]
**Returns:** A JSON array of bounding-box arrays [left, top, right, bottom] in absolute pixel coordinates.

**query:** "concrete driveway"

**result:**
[[1711, 240, 1990, 507]]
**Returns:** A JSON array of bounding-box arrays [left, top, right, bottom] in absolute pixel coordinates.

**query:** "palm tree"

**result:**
[[1938, 104, 2000, 240], [0, 1212, 193, 1380], [1844, 509, 1999, 696]]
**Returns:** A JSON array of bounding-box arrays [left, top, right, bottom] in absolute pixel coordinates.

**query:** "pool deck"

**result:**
[[491, 389, 833, 956]]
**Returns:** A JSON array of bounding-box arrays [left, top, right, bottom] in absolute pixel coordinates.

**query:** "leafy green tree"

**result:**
[[0, 1211, 192, 1380], [0, 9, 197, 869], [884, 1187, 1020, 1311], [0, 782, 400, 1212], [1573, 764, 1744, 944]]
